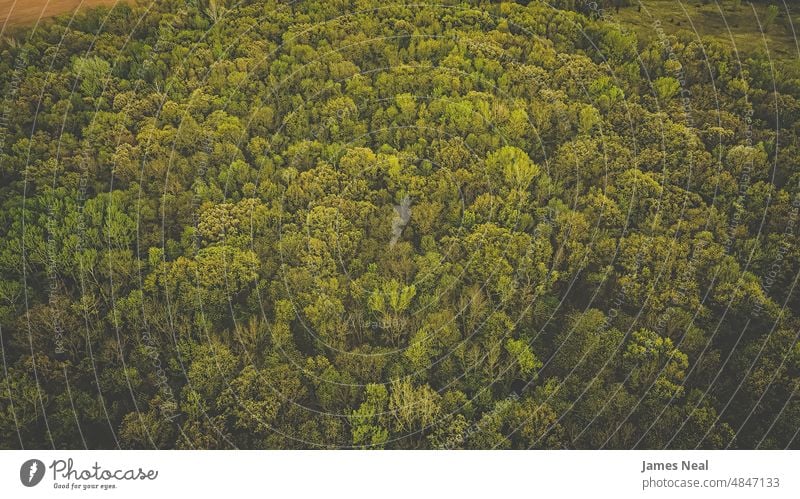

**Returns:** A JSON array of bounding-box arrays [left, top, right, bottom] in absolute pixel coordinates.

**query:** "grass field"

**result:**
[[1, 0, 118, 28], [614, 1, 799, 61]]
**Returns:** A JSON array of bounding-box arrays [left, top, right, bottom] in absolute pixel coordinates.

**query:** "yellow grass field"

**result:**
[[1, 0, 120, 28]]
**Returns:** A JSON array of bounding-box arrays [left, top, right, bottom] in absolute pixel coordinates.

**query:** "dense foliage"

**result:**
[[1, 0, 798, 449]]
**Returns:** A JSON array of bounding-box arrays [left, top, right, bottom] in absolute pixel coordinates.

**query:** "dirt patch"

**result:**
[[1, 0, 121, 28]]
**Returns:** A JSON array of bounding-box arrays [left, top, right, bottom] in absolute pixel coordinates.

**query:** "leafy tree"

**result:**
[[763, 5, 779, 33], [350, 384, 390, 448]]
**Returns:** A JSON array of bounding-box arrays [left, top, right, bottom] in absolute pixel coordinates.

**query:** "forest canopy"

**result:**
[[0, 0, 798, 449]]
